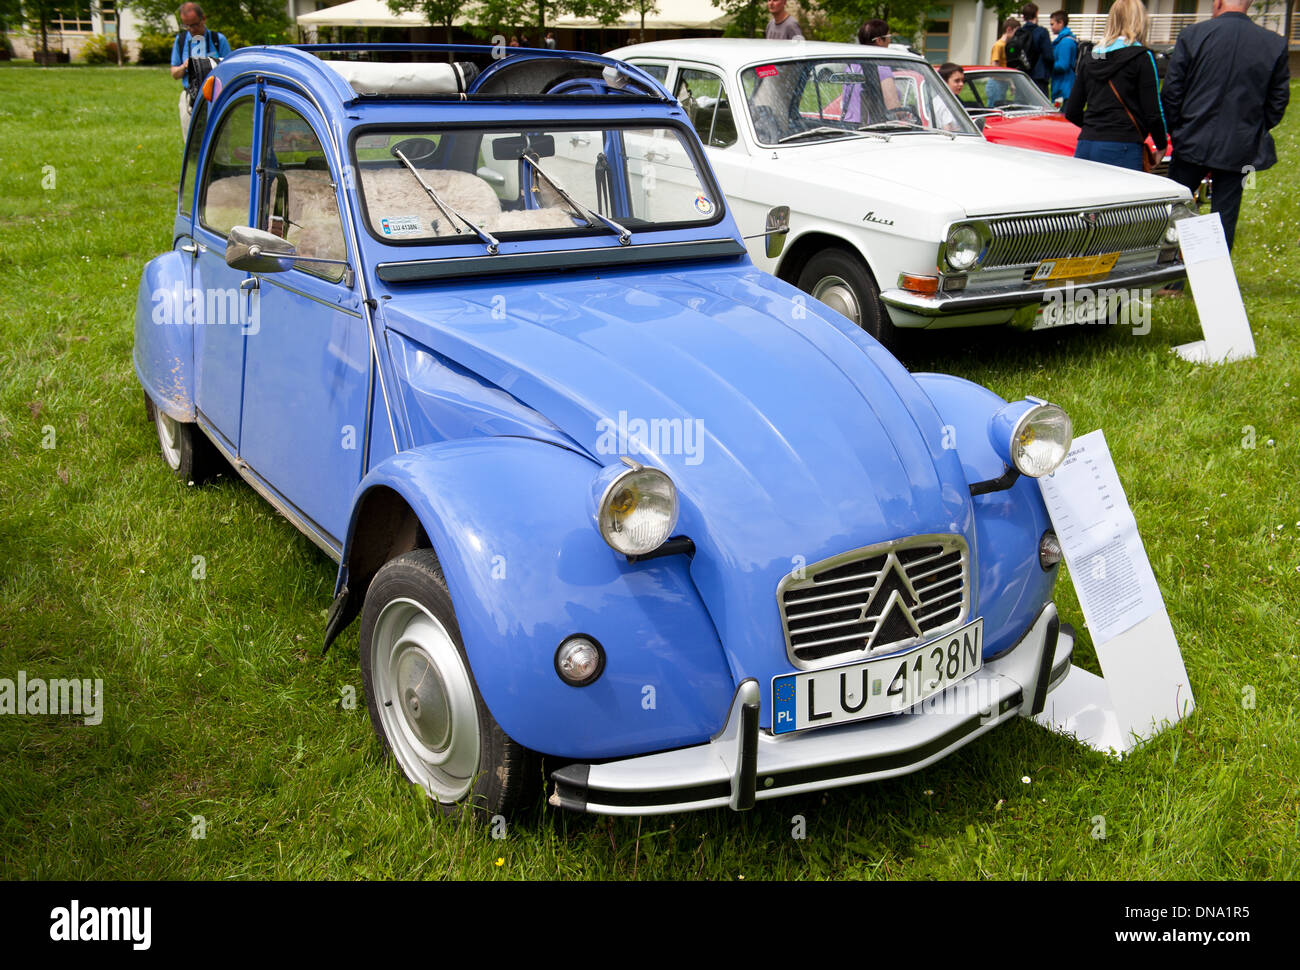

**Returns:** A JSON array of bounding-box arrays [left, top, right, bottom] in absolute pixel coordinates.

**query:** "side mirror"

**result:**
[[764, 205, 790, 260], [225, 226, 296, 274]]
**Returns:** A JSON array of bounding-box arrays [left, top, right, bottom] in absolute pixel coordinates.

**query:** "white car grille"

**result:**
[[984, 202, 1171, 269], [778, 536, 969, 667]]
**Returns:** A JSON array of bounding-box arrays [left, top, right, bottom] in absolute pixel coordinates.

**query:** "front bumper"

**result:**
[[549, 603, 1072, 815], [880, 261, 1187, 320]]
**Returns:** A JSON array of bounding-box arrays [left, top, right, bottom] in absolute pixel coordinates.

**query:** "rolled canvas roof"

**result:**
[[296, 0, 728, 30]]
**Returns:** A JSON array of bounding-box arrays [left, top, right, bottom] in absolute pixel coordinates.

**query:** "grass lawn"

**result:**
[[0, 63, 1297, 881]]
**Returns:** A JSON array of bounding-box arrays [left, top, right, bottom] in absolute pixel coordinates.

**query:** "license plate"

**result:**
[[1031, 251, 1119, 281], [1032, 292, 1116, 330], [771, 619, 983, 734]]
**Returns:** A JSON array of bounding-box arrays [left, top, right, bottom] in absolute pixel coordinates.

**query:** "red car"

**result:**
[[960, 65, 1170, 176]]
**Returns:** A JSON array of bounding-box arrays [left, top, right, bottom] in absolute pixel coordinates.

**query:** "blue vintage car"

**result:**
[[135, 44, 1078, 818]]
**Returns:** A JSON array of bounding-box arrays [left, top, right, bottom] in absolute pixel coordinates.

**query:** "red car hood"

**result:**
[[981, 113, 1078, 155]]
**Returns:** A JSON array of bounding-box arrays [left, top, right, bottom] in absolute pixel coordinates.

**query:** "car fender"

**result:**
[[132, 249, 195, 422], [914, 373, 1058, 655], [344, 436, 737, 759]]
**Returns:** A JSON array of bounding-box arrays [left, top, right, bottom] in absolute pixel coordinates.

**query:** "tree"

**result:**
[[22, 0, 64, 57], [121, 0, 290, 46], [720, 0, 765, 37], [387, 0, 468, 44], [626, 0, 658, 40]]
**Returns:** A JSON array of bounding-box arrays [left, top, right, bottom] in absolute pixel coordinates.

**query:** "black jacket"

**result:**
[[1161, 11, 1290, 171], [1064, 43, 1167, 153]]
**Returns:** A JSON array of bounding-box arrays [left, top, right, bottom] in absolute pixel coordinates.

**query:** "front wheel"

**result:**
[[360, 549, 534, 820], [144, 391, 218, 483], [797, 249, 897, 349]]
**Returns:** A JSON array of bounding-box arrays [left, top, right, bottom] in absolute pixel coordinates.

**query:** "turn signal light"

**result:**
[[899, 273, 939, 295]]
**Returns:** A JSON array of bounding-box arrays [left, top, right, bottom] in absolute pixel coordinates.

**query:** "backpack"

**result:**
[[1075, 39, 1093, 73], [1007, 23, 1037, 73]]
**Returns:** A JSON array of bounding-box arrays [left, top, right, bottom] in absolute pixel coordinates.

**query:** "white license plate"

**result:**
[[771, 619, 983, 734], [1033, 295, 1115, 330]]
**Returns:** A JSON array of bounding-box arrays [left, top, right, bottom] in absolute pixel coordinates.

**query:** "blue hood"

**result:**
[[381, 263, 977, 684]]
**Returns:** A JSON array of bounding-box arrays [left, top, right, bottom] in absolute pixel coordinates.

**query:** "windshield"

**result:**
[[740, 57, 980, 143], [961, 71, 1056, 111], [352, 124, 722, 246]]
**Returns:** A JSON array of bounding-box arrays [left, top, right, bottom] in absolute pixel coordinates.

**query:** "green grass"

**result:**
[[1, 64, 1298, 880]]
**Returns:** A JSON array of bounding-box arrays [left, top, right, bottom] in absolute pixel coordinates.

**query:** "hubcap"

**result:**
[[811, 274, 862, 327], [154, 409, 182, 470], [371, 598, 480, 803]]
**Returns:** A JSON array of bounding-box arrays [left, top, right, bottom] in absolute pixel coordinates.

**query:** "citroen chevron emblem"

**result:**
[[860, 552, 923, 651]]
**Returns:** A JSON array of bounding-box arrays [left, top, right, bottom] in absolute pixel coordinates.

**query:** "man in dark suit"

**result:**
[[1162, 0, 1289, 251]]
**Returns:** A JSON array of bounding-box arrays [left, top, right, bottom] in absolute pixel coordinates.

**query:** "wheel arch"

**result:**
[[775, 230, 882, 291]]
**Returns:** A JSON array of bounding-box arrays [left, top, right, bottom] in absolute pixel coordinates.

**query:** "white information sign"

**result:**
[[1172, 212, 1256, 365], [1033, 430, 1195, 755]]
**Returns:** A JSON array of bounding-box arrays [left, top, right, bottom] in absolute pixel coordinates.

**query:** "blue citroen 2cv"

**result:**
[[134, 44, 1077, 817]]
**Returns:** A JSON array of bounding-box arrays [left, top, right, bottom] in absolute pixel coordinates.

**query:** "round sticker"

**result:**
[[694, 195, 714, 216]]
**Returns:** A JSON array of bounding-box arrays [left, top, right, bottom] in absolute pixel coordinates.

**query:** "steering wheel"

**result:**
[[886, 107, 922, 125], [389, 136, 438, 166]]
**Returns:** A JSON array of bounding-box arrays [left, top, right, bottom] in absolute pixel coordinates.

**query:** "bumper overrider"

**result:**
[[549, 603, 1073, 815], [880, 262, 1187, 319]]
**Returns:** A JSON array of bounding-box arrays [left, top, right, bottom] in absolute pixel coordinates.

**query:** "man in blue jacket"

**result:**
[[1049, 10, 1077, 103], [1162, 0, 1289, 251], [1010, 4, 1055, 98], [170, 2, 232, 138]]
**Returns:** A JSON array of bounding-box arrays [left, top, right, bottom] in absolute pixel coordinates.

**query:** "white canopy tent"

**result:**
[[295, 0, 729, 32]]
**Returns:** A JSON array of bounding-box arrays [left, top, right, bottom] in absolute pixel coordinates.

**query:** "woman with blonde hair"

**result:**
[[1063, 0, 1167, 170]]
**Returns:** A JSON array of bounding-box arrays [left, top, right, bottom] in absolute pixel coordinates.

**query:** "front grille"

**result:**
[[982, 202, 1171, 269], [778, 536, 968, 667]]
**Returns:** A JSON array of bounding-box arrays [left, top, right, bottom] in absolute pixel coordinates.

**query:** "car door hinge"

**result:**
[[363, 298, 378, 310]]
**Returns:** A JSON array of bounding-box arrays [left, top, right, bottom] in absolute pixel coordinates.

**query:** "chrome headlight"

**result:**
[[989, 399, 1073, 478], [944, 223, 983, 271], [592, 460, 679, 556], [1165, 200, 1197, 244]]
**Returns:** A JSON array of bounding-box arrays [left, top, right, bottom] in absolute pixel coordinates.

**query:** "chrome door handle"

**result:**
[[239, 277, 259, 291], [180, 244, 197, 254]]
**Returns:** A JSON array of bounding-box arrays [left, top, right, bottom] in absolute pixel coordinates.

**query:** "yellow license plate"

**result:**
[[1032, 251, 1120, 281]]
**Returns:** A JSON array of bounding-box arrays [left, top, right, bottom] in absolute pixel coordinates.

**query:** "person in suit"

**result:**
[[1161, 0, 1290, 251]]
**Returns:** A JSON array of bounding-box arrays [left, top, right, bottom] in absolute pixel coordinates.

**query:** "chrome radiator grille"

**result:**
[[778, 537, 968, 667], [983, 202, 1171, 269]]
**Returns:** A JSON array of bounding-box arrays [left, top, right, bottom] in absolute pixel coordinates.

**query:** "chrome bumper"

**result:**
[[549, 604, 1072, 815], [880, 262, 1187, 319]]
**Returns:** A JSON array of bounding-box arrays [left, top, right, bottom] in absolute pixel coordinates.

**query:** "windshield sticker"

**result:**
[[756, 65, 779, 78], [694, 195, 714, 216], [380, 215, 423, 237]]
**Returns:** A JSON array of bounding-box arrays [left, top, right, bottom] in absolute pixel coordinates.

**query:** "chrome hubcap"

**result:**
[[811, 274, 862, 327], [371, 598, 480, 803], [155, 409, 182, 470]]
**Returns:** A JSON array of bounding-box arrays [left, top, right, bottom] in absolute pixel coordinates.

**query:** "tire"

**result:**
[[144, 391, 218, 483], [797, 248, 897, 349], [360, 549, 534, 820]]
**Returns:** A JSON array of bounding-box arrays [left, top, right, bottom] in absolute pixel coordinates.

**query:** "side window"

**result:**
[[635, 63, 669, 85], [675, 68, 737, 149], [179, 100, 208, 217], [199, 98, 255, 238], [258, 103, 346, 283]]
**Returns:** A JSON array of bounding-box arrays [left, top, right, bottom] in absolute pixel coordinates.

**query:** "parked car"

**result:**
[[608, 40, 1193, 346], [137, 43, 1079, 818], [961, 65, 1171, 177]]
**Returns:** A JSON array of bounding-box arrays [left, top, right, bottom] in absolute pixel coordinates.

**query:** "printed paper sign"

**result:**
[[1173, 212, 1256, 364]]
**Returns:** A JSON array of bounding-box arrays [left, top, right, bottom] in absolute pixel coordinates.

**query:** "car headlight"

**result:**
[[944, 224, 983, 271], [592, 460, 679, 555], [1165, 200, 1197, 244], [988, 399, 1073, 478]]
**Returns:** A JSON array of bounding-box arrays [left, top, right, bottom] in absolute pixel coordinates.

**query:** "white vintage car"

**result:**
[[607, 39, 1194, 346]]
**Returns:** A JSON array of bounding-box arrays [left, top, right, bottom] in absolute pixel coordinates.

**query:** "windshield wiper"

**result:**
[[522, 152, 631, 246], [776, 125, 861, 144], [859, 121, 957, 139], [391, 147, 501, 255]]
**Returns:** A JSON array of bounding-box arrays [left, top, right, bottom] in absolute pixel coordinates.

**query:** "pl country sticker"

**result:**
[[694, 195, 714, 216], [380, 215, 423, 236]]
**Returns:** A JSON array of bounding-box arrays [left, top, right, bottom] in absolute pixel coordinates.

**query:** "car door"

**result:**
[[236, 91, 368, 551], [191, 95, 259, 454], [667, 63, 769, 252]]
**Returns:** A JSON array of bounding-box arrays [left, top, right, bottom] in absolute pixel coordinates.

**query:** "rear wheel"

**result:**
[[144, 391, 218, 483], [797, 248, 897, 350], [360, 549, 534, 820]]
